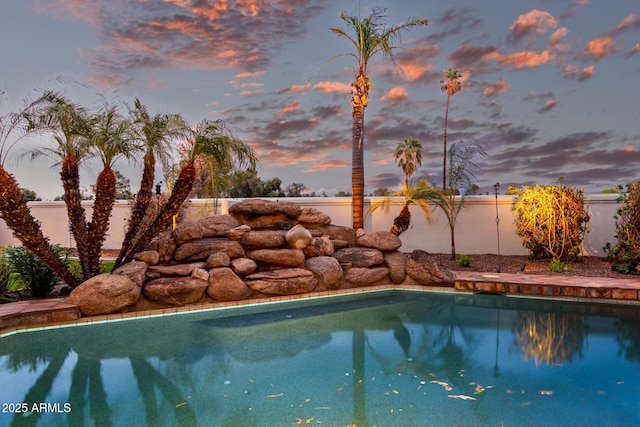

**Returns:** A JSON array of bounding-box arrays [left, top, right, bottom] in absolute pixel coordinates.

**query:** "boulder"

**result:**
[[306, 225, 357, 246], [174, 238, 245, 261], [143, 277, 209, 305], [229, 199, 301, 218], [207, 267, 253, 301], [173, 221, 204, 245], [405, 250, 454, 285], [191, 267, 209, 281], [384, 251, 407, 284], [246, 249, 305, 267], [344, 267, 389, 286], [357, 231, 402, 251], [148, 231, 177, 263], [112, 261, 148, 287], [245, 268, 317, 295], [305, 256, 343, 289], [69, 274, 140, 316], [298, 207, 331, 225], [233, 213, 295, 230], [198, 214, 241, 237], [146, 262, 206, 279], [204, 252, 231, 268], [226, 224, 251, 240], [241, 230, 286, 248], [332, 247, 384, 267], [133, 250, 160, 266], [231, 258, 258, 276], [285, 224, 313, 249], [303, 236, 334, 257]]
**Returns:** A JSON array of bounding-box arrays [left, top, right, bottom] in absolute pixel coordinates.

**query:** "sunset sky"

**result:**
[[1, 0, 639, 199]]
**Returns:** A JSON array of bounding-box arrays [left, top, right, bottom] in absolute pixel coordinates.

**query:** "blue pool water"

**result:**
[[0, 290, 639, 426]]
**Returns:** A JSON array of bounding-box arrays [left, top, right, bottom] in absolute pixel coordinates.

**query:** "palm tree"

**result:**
[[123, 119, 258, 263], [330, 7, 428, 229], [114, 99, 187, 268], [0, 92, 81, 287], [85, 103, 135, 276], [439, 68, 462, 190], [391, 138, 423, 234]]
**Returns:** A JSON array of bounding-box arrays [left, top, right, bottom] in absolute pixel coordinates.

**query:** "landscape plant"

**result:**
[[512, 181, 590, 261], [4, 244, 70, 297], [439, 68, 462, 190], [604, 181, 640, 274], [330, 7, 428, 229]]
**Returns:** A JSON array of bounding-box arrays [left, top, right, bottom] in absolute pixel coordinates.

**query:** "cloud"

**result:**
[[583, 35, 616, 60], [495, 49, 557, 69], [624, 43, 640, 59], [483, 77, 510, 97], [300, 160, 349, 173], [367, 172, 401, 190], [538, 99, 559, 113], [611, 13, 640, 35], [548, 27, 570, 51], [39, 0, 330, 85], [558, 0, 589, 20], [508, 9, 558, 46], [380, 87, 409, 105], [562, 64, 594, 81]]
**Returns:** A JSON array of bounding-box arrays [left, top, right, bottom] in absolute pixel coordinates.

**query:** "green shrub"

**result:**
[[512, 183, 590, 260], [457, 255, 472, 267], [549, 258, 571, 273], [604, 182, 640, 275], [0, 247, 11, 294], [4, 244, 69, 297]]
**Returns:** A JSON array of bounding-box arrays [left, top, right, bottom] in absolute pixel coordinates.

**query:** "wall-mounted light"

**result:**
[[155, 181, 162, 196]]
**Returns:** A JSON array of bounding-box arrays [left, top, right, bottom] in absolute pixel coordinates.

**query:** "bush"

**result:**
[[457, 255, 472, 267], [604, 182, 640, 275], [512, 183, 590, 260], [4, 244, 69, 297], [0, 247, 11, 294]]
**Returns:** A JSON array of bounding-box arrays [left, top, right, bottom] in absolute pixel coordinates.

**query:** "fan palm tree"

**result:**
[[439, 68, 462, 190], [114, 99, 187, 268], [330, 7, 428, 229], [0, 92, 80, 287], [124, 119, 258, 263]]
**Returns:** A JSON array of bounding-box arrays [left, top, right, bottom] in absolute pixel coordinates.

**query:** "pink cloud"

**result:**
[[624, 43, 640, 59], [548, 27, 570, 51], [483, 77, 510, 97], [538, 99, 559, 113], [301, 160, 349, 173], [312, 81, 353, 94], [584, 35, 616, 60], [508, 9, 558, 45], [380, 87, 409, 105], [494, 49, 556, 69], [613, 13, 640, 34]]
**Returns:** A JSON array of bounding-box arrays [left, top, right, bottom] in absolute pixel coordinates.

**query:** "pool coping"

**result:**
[[2, 271, 640, 336]]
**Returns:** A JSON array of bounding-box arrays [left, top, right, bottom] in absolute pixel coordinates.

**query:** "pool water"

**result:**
[[1, 291, 639, 426]]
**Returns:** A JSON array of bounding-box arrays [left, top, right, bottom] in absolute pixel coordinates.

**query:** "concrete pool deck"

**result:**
[[2, 270, 640, 334]]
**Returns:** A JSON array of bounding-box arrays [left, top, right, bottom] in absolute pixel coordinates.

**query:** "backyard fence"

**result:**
[[0, 195, 620, 257]]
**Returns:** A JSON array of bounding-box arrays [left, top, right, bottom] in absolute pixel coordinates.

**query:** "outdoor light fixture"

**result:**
[[494, 182, 501, 273], [155, 181, 162, 197]]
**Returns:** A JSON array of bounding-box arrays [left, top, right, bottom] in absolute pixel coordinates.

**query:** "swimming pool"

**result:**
[[1, 290, 639, 426]]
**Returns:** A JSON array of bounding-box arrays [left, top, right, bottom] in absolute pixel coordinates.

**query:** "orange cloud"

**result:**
[[280, 102, 300, 114], [494, 49, 556, 69], [312, 81, 353, 94], [614, 13, 640, 34], [301, 160, 349, 173], [509, 9, 557, 45], [235, 71, 266, 78], [380, 87, 409, 105], [483, 77, 510, 97], [584, 35, 616, 60], [549, 27, 569, 50], [562, 64, 594, 81]]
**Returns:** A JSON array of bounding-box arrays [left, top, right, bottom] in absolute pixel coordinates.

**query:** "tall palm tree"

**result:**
[[0, 92, 81, 287], [330, 7, 428, 229], [439, 68, 462, 190], [114, 99, 187, 268], [85, 103, 135, 277], [124, 119, 258, 263]]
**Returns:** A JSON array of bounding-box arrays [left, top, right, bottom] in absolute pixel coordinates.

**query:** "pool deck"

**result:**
[[2, 271, 640, 334]]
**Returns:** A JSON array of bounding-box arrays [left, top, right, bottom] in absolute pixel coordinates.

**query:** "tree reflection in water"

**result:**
[[511, 311, 587, 366]]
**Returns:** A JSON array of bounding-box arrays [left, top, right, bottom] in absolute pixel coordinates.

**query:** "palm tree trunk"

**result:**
[[443, 94, 450, 190], [126, 161, 196, 263], [0, 166, 79, 287], [391, 205, 411, 236], [115, 150, 155, 268], [61, 155, 90, 280], [352, 104, 365, 229], [86, 167, 116, 277]]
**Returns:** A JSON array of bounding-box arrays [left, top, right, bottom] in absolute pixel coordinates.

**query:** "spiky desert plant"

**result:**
[[512, 182, 590, 261]]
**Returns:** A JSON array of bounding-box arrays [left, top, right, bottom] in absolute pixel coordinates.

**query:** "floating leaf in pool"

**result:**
[[407, 357, 414, 362], [22, 412, 33, 418], [292, 417, 314, 425], [392, 389, 399, 395], [224, 380, 231, 385], [540, 390, 553, 395], [448, 395, 476, 401], [268, 393, 284, 398], [430, 380, 453, 391], [175, 402, 188, 408]]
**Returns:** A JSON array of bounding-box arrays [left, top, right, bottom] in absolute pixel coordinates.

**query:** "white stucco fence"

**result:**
[[0, 195, 621, 257]]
